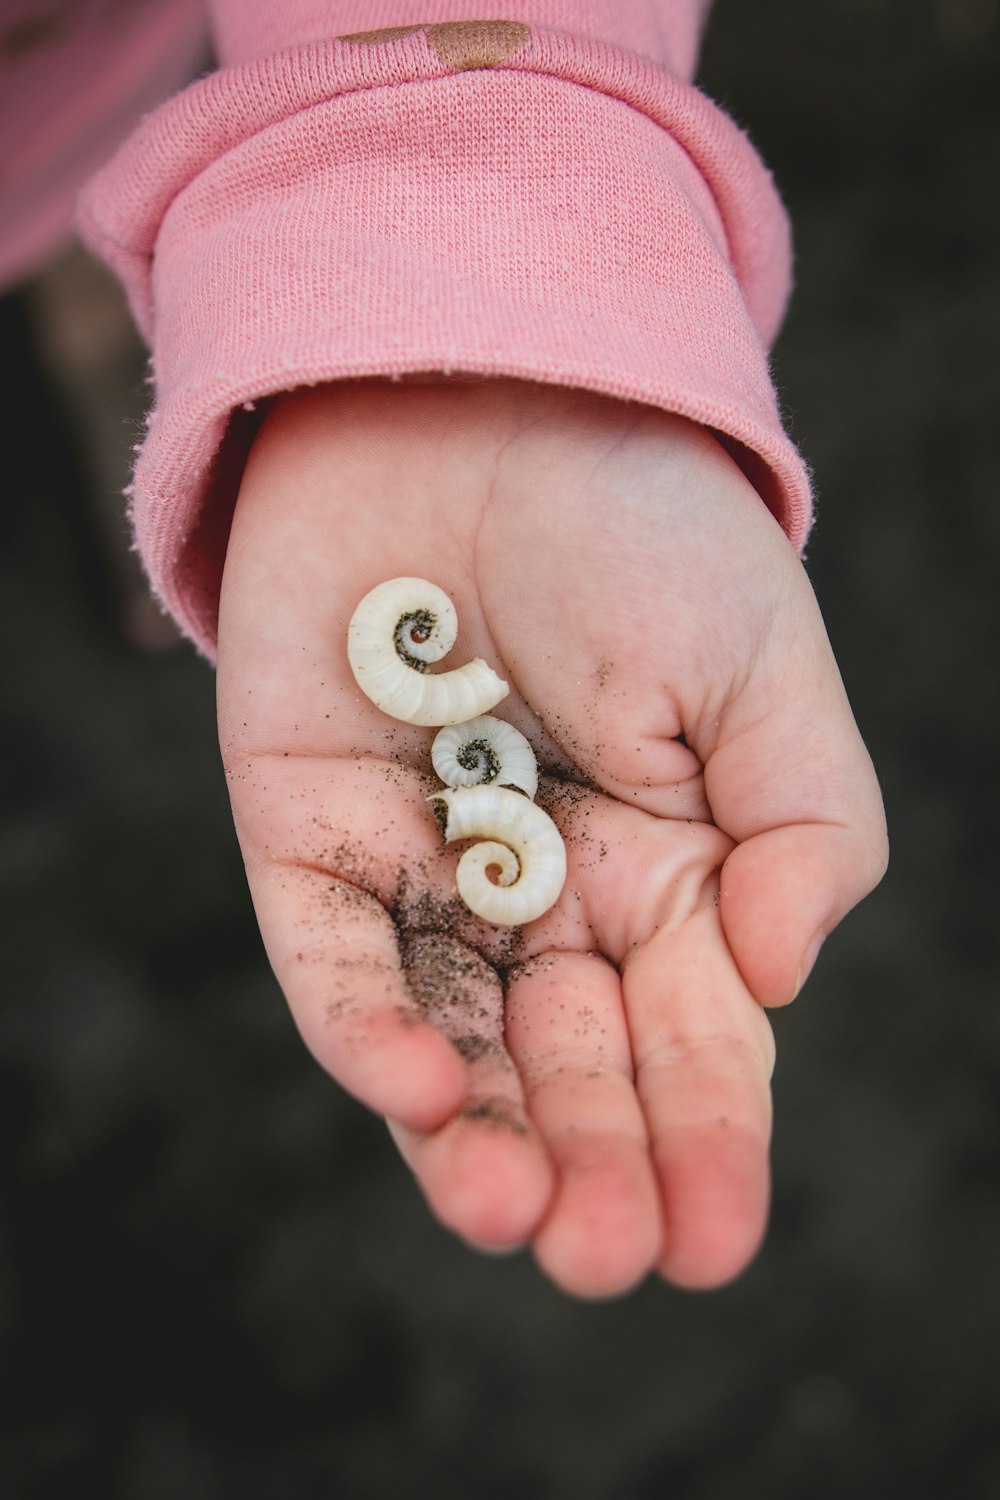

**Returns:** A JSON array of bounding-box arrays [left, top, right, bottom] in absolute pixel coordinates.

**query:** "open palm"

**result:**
[[216, 380, 887, 1296]]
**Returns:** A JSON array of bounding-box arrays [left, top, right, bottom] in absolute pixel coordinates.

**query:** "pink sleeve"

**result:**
[[78, 2, 811, 658]]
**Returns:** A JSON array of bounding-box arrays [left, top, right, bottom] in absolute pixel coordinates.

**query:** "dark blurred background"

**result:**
[[2, 1, 998, 1495]]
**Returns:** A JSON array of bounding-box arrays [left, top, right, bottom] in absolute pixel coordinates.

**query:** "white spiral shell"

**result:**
[[347, 577, 509, 727], [431, 715, 539, 799], [430, 785, 567, 926]]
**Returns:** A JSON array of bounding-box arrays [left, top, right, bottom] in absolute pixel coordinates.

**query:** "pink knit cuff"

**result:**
[[79, 23, 811, 657]]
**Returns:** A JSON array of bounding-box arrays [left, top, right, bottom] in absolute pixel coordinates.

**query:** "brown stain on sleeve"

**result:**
[[427, 19, 532, 70], [338, 25, 426, 46], [338, 19, 532, 71]]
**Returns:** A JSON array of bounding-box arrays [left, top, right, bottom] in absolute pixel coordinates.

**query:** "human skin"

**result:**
[[216, 379, 887, 1297]]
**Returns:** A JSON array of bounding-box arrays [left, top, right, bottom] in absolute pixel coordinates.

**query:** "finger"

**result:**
[[388, 935, 553, 1248], [719, 822, 884, 1007], [504, 951, 662, 1298], [704, 582, 889, 1007], [249, 861, 466, 1133], [623, 903, 776, 1290]]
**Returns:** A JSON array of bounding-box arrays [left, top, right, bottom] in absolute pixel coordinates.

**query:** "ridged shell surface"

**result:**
[[347, 577, 508, 726], [431, 715, 539, 798], [430, 785, 566, 925]]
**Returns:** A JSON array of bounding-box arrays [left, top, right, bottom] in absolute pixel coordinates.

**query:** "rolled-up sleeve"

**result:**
[[78, 3, 811, 656]]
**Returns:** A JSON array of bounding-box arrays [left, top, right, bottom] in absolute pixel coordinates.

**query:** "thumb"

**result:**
[[719, 822, 884, 1006], [703, 609, 888, 1008]]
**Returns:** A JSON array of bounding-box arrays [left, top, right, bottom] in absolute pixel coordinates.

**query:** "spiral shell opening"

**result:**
[[431, 715, 539, 798]]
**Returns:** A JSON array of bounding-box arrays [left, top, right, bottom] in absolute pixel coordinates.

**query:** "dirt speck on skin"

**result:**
[[305, 835, 383, 896], [391, 864, 527, 979], [451, 1034, 505, 1064], [401, 929, 497, 1026], [536, 769, 610, 880], [326, 875, 379, 914], [535, 772, 594, 821], [459, 1097, 528, 1135], [504, 951, 556, 985], [575, 1004, 599, 1039], [546, 722, 602, 787], [317, 953, 399, 1030], [428, 796, 449, 838], [392, 865, 472, 946]]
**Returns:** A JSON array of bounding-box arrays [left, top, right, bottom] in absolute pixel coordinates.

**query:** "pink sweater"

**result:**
[[6, 2, 811, 657]]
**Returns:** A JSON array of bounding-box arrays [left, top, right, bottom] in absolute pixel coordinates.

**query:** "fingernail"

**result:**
[[793, 933, 825, 1001]]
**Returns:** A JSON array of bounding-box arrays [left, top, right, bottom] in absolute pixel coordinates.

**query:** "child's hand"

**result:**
[[217, 380, 887, 1297]]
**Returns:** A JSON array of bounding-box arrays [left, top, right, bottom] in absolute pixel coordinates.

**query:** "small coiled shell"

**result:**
[[431, 715, 539, 799], [347, 578, 509, 727], [430, 785, 566, 926]]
